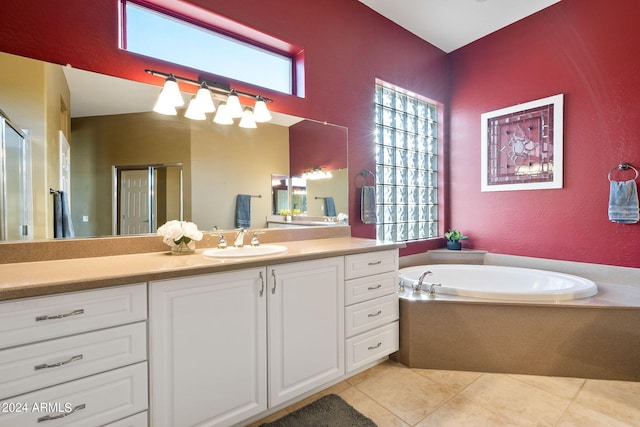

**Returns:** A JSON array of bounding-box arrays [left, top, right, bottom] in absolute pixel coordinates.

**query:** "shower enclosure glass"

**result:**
[[0, 111, 32, 241]]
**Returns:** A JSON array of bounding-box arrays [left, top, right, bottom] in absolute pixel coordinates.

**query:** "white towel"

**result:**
[[361, 186, 377, 224], [608, 180, 639, 224]]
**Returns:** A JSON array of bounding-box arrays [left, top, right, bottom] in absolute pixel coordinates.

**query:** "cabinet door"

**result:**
[[268, 258, 344, 407], [149, 268, 267, 427]]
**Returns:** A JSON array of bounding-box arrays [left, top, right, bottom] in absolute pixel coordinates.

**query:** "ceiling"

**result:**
[[358, 0, 561, 53]]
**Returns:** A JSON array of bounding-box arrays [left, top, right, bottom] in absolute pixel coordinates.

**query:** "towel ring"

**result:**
[[608, 162, 639, 182]]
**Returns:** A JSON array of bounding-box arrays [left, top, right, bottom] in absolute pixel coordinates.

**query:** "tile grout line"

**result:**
[[551, 378, 590, 427]]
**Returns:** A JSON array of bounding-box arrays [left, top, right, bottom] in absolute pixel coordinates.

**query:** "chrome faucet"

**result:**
[[233, 228, 247, 247], [414, 270, 442, 296], [415, 270, 432, 293]]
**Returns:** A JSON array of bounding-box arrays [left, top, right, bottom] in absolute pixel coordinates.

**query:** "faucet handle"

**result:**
[[250, 230, 265, 246], [210, 232, 227, 249]]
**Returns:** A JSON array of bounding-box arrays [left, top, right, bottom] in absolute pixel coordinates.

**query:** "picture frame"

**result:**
[[480, 94, 563, 192]]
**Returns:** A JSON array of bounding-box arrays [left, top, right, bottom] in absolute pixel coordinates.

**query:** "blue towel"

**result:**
[[53, 191, 75, 238], [361, 186, 377, 224], [235, 194, 251, 228], [608, 180, 639, 224], [324, 197, 336, 217]]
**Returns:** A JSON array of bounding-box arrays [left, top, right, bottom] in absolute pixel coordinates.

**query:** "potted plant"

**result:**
[[444, 229, 468, 250]]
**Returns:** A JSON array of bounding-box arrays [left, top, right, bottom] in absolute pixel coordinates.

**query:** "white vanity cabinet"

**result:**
[[0, 284, 148, 427], [149, 268, 267, 427], [344, 250, 399, 372], [148, 257, 344, 427], [267, 258, 344, 407]]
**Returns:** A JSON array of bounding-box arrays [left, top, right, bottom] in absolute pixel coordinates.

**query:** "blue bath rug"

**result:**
[[259, 394, 377, 427]]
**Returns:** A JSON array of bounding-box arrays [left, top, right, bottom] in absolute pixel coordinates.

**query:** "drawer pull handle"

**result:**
[[35, 309, 84, 322], [271, 270, 277, 294], [368, 342, 382, 350], [259, 271, 265, 297], [37, 403, 86, 422], [367, 310, 382, 317], [367, 284, 382, 290], [367, 261, 382, 266], [35, 354, 83, 370]]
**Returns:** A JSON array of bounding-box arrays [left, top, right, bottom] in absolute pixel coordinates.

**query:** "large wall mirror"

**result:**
[[0, 51, 348, 241]]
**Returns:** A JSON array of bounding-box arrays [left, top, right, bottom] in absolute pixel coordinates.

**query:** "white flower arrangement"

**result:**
[[157, 220, 203, 250]]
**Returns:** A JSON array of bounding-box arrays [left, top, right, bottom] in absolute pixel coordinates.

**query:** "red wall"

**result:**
[[449, 0, 640, 267], [289, 121, 348, 178], [0, 0, 449, 251]]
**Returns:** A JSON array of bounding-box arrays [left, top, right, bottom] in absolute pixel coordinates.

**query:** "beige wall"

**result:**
[[190, 121, 289, 231], [305, 168, 348, 217], [71, 113, 289, 236], [71, 112, 191, 237]]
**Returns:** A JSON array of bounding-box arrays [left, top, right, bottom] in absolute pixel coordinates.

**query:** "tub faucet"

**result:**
[[415, 270, 432, 293], [234, 228, 247, 247]]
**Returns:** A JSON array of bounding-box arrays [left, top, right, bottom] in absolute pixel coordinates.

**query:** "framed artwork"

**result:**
[[480, 94, 563, 192]]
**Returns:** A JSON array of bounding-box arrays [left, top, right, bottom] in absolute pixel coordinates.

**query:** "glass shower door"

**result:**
[[0, 114, 32, 241]]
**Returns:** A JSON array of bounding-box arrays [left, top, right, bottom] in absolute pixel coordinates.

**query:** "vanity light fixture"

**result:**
[[213, 103, 234, 125], [194, 82, 216, 113], [239, 108, 257, 128], [225, 90, 244, 119], [302, 167, 333, 180], [253, 95, 272, 123], [145, 69, 273, 126], [184, 96, 207, 120]]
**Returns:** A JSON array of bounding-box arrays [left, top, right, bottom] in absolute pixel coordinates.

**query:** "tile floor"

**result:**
[[249, 360, 640, 426]]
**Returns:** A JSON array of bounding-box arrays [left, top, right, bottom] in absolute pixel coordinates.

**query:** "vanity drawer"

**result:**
[[0, 362, 147, 427], [346, 322, 398, 372], [344, 250, 398, 280], [0, 284, 147, 349], [104, 411, 148, 427], [0, 322, 147, 400], [345, 293, 398, 338], [345, 271, 398, 305]]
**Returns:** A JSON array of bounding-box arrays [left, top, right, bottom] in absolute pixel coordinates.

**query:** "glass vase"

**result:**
[[171, 240, 195, 255]]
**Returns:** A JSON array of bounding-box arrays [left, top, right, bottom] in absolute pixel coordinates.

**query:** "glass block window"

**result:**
[[374, 81, 439, 242]]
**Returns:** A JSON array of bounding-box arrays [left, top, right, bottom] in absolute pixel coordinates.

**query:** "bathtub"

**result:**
[[399, 264, 598, 301]]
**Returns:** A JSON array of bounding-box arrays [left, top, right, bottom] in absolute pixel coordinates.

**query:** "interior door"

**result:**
[[119, 169, 151, 235]]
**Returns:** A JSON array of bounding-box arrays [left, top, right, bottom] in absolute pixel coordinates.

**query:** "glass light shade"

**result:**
[[239, 108, 257, 128], [153, 96, 178, 115], [185, 96, 206, 120], [253, 97, 272, 122], [195, 84, 216, 113], [225, 90, 244, 118], [213, 103, 233, 125], [160, 76, 184, 107]]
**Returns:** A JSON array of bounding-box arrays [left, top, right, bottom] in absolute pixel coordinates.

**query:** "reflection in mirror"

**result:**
[[113, 163, 183, 235], [0, 50, 348, 241], [271, 174, 289, 215]]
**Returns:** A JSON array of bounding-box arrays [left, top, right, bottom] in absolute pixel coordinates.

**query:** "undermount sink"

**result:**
[[202, 244, 288, 258]]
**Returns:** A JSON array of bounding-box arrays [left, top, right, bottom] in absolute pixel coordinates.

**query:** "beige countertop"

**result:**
[[0, 237, 403, 301]]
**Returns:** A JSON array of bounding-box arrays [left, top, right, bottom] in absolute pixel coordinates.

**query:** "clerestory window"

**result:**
[[121, 1, 294, 95]]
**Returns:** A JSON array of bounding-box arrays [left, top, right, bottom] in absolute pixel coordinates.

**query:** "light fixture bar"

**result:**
[[144, 69, 274, 103]]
